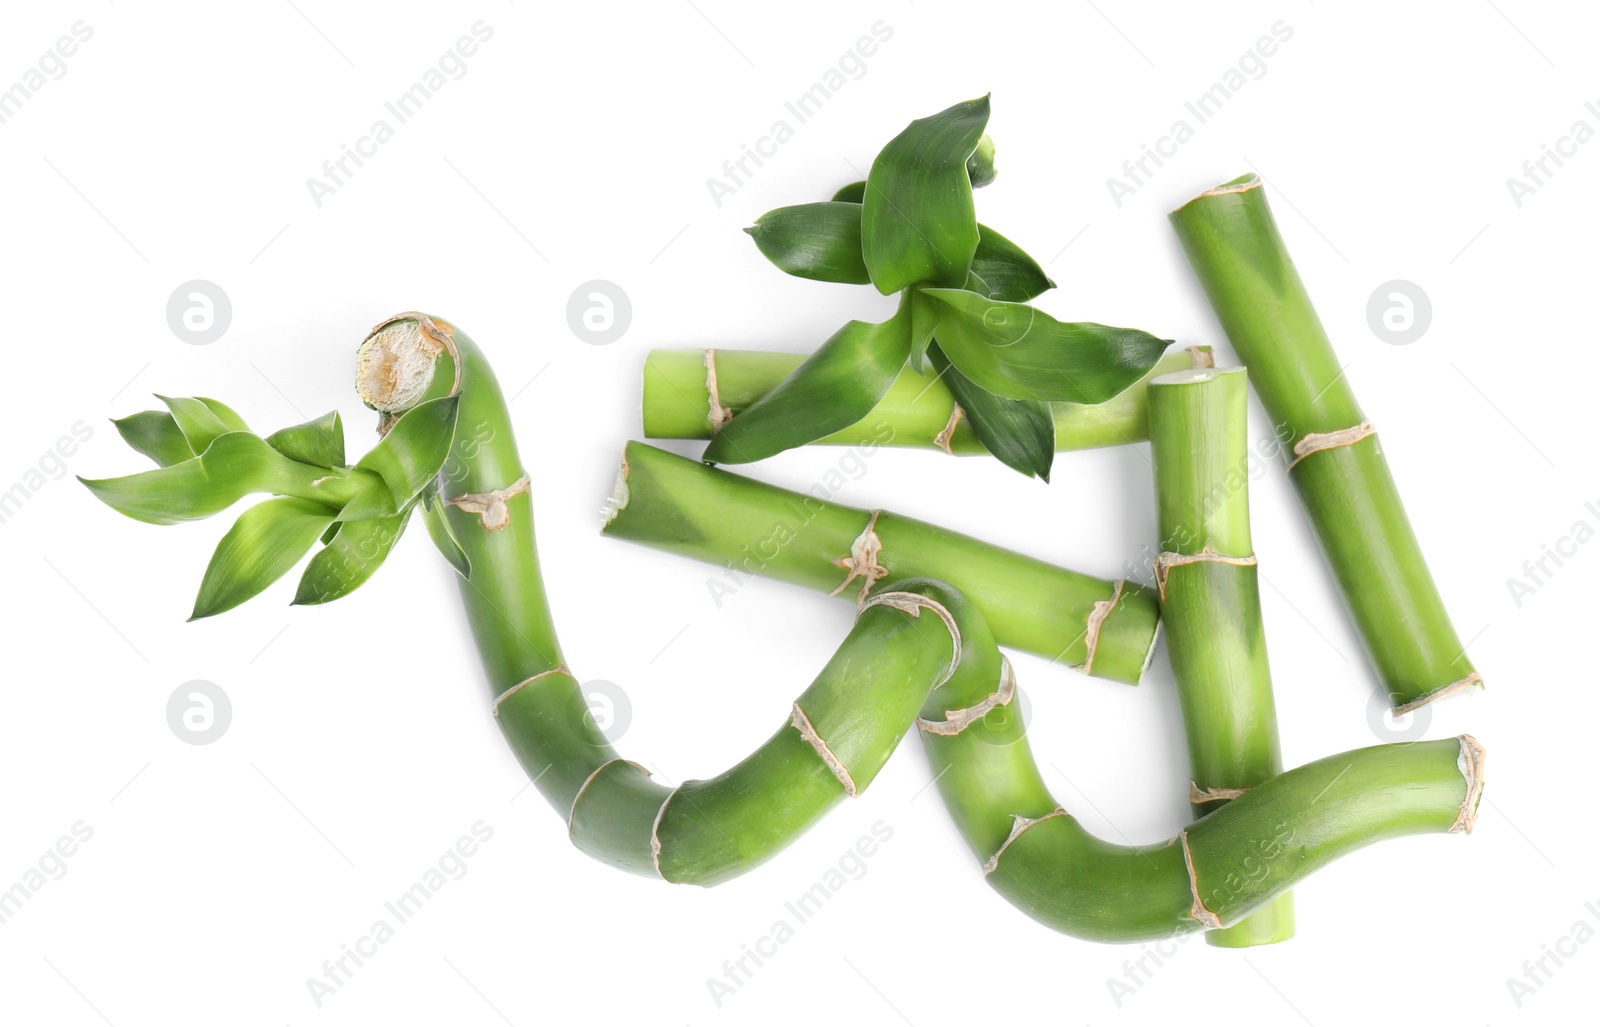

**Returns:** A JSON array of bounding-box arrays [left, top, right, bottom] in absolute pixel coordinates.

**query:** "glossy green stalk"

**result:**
[[353, 315, 972, 885], [919, 612, 1485, 940], [602, 441, 1160, 684], [1148, 366, 1291, 948], [1171, 175, 1479, 713], [644, 345, 1211, 454]]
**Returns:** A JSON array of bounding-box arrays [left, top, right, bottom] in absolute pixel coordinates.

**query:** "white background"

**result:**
[[0, 1, 1591, 1024]]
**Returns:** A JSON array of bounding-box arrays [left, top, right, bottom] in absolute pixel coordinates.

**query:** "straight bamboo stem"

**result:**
[[602, 440, 1162, 684], [1170, 176, 1479, 713], [643, 345, 1211, 454], [1148, 365, 1292, 947]]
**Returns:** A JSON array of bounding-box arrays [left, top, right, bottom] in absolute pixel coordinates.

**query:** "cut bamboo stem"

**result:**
[[1170, 175, 1480, 713], [602, 440, 1161, 684], [644, 345, 1211, 453], [1148, 365, 1292, 948]]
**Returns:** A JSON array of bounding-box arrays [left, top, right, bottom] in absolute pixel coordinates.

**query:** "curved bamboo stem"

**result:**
[[1170, 176, 1479, 713], [1148, 365, 1292, 947]]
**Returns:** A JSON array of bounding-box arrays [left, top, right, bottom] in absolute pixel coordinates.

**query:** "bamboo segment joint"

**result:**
[[446, 473, 532, 530], [568, 759, 652, 833], [1179, 829, 1224, 929], [1080, 579, 1124, 676], [1286, 420, 1376, 471], [831, 510, 889, 604], [789, 703, 858, 796], [917, 658, 1016, 736], [933, 403, 965, 455], [1189, 782, 1250, 804], [982, 808, 1066, 875], [704, 349, 733, 433], [859, 590, 963, 677], [1153, 547, 1258, 601], [1450, 734, 1487, 834], [491, 665, 572, 717], [650, 787, 680, 882]]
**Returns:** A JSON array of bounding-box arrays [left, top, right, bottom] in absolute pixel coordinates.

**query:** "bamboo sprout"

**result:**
[[602, 440, 1161, 685], [1170, 176, 1480, 713], [1147, 365, 1292, 947], [643, 345, 1212, 454]]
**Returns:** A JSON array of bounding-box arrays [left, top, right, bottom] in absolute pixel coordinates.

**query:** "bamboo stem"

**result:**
[[602, 440, 1161, 684], [1148, 365, 1292, 947], [1170, 176, 1479, 713], [643, 345, 1210, 453]]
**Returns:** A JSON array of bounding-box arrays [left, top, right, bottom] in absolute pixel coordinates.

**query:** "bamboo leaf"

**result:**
[[265, 410, 346, 469], [967, 134, 997, 188], [965, 226, 1054, 303], [831, 180, 866, 203], [908, 287, 941, 373], [294, 511, 409, 605], [928, 344, 1054, 481], [157, 396, 249, 454], [81, 432, 318, 526], [921, 288, 1169, 403], [197, 397, 250, 433], [191, 497, 334, 619], [703, 294, 913, 464], [111, 411, 194, 467], [745, 202, 870, 284], [352, 396, 459, 512], [861, 96, 990, 295], [420, 493, 471, 579]]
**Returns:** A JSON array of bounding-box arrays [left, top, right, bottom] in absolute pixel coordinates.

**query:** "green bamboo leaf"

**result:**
[[156, 396, 250, 454], [703, 294, 913, 464], [197, 397, 250, 433], [861, 96, 990, 295], [744, 202, 870, 284], [352, 396, 459, 511], [921, 288, 1169, 403], [908, 287, 942, 372], [831, 180, 866, 203], [928, 344, 1054, 481], [967, 134, 997, 188], [420, 493, 471, 578], [191, 497, 334, 619], [293, 511, 409, 605], [111, 411, 194, 467], [965, 226, 1054, 302], [81, 433, 317, 526], [265, 410, 346, 469]]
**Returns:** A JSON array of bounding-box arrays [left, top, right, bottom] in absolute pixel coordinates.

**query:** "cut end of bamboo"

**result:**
[[1170, 173, 1262, 214], [357, 312, 451, 413], [1392, 671, 1484, 716], [1150, 365, 1246, 388], [1450, 734, 1487, 834], [600, 458, 630, 526]]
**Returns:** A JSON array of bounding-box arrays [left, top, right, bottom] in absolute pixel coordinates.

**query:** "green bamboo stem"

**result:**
[[1170, 176, 1479, 713], [643, 344, 1211, 454], [602, 440, 1161, 684], [354, 314, 980, 885], [919, 604, 1485, 941], [1148, 365, 1292, 948]]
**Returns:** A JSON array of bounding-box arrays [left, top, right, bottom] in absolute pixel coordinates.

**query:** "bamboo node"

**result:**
[[1153, 547, 1257, 601], [982, 808, 1066, 875], [567, 759, 652, 834], [1450, 734, 1487, 834], [1080, 579, 1125, 676], [933, 403, 965, 455], [860, 590, 963, 679], [704, 349, 734, 434], [789, 703, 858, 797], [650, 787, 680, 882], [1189, 782, 1250, 804], [447, 473, 532, 530], [491, 665, 572, 717], [830, 510, 889, 604], [1179, 829, 1225, 929], [917, 658, 1016, 736], [1286, 420, 1376, 470]]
